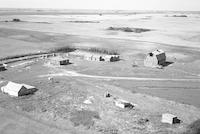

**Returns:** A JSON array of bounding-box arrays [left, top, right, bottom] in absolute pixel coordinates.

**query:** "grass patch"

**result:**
[[107, 27, 151, 33], [70, 110, 100, 128], [183, 119, 200, 134]]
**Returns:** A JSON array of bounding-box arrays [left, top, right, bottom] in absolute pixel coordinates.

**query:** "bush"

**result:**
[[81, 47, 119, 55], [107, 27, 151, 33], [12, 18, 21, 22], [50, 46, 76, 53], [173, 15, 187, 17], [123, 27, 134, 32]]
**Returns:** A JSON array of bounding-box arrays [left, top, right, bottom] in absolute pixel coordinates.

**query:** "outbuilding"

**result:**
[[50, 57, 70, 66], [1, 81, 37, 97], [161, 113, 181, 124], [104, 55, 120, 62], [144, 49, 166, 67], [68, 50, 120, 62], [114, 99, 135, 109], [0, 64, 6, 71]]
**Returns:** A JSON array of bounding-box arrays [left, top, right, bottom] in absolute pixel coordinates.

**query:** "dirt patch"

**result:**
[[70, 110, 100, 128]]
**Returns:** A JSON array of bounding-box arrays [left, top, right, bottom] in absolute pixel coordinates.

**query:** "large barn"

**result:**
[[1, 81, 37, 97], [144, 49, 166, 67]]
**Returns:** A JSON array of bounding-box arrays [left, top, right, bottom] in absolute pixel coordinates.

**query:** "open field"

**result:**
[[0, 9, 200, 134]]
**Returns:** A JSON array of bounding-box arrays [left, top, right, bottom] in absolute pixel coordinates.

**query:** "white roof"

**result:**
[[162, 113, 177, 118], [4, 82, 24, 92], [152, 49, 165, 55]]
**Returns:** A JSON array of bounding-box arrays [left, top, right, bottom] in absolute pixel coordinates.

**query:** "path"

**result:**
[[39, 70, 200, 82]]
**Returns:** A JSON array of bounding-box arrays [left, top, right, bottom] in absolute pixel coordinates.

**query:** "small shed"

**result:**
[[1, 81, 37, 97], [114, 99, 135, 109], [144, 49, 166, 67], [50, 57, 70, 66], [59, 59, 70, 65], [161, 113, 181, 124], [0, 64, 6, 71]]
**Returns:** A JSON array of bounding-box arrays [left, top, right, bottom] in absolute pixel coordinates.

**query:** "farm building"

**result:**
[[104, 55, 120, 62], [68, 50, 120, 62], [1, 81, 37, 97], [161, 113, 181, 124], [0, 64, 6, 71], [114, 99, 135, 109], [90, 55, 101, 61], [144, 49, 166, 67], [84, 54, 120, 62], [50, 57, 70, 66]]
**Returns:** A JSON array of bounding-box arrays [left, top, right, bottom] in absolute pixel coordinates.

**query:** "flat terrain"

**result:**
[[0, 9, 200, 134]]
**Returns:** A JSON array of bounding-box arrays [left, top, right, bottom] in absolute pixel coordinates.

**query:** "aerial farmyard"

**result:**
[[0, 7, 200, 134]]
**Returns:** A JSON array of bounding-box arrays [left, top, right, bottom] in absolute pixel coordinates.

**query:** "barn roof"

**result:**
[[4, 82, 24, 92], [152, 49, 165, 55]]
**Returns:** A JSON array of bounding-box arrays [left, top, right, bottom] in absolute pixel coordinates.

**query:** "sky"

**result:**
[[0, 0, 200, 11]]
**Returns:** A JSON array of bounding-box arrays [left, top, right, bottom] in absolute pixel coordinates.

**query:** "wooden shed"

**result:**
[[161, 113, 181, 124], [50, 57, 70, 66]]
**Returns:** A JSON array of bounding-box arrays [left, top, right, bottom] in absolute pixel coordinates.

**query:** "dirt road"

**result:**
[[39, 70, 200, 82]]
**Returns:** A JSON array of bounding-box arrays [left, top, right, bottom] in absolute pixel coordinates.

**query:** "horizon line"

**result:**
[[0, 7, 200, 12]]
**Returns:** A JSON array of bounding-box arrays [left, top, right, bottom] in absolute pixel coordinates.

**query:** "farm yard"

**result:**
[[0, 9, 200, 134]]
